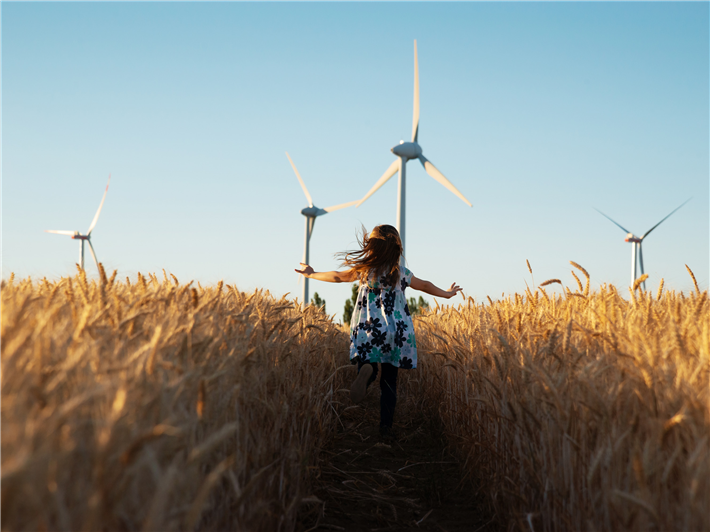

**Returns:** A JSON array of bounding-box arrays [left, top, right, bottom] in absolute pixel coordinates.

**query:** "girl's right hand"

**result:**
[[446, 283, 463, 299], [295, 263, 314, 277]]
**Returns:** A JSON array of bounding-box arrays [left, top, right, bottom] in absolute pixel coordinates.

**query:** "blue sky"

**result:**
[[3, 2, 708, 320]]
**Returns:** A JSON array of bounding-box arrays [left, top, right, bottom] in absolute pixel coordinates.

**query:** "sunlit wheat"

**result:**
[[1, 271, 349, 531], [407, 263, 709, 531]]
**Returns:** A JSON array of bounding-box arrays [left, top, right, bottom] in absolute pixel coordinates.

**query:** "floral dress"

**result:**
[[349, 263, 417, 369]]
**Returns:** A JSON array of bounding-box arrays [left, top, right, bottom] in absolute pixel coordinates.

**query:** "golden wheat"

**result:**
[[1, 272, 350, 531], [686, 264, 700, 294], [633, 273, 649, 292], [408, 265, 709, 531], [5, 263, 708, 531]]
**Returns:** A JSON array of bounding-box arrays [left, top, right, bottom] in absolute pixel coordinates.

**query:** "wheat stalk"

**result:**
[[656, 278, 665, 300], [685, 264, 700, 294], [633, 273, 649, 292], [570, 261, 590, 296], [569, 261, 588, 278], [571, 271, 584, 293]]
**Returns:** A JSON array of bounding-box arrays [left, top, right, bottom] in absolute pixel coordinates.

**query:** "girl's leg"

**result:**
[[351, 360, 378, 403], [358, 359, 379, 386], [379, 363, 398, 429]]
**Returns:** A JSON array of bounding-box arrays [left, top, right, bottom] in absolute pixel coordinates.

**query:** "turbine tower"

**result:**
[[595, 198, 691, 290], [46, 175, 111, 271], [356, 40, 472, 252], [287, 153, 357, 305]]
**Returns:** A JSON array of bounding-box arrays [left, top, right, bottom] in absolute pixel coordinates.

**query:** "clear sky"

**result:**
[[3, 2, 708, 321]]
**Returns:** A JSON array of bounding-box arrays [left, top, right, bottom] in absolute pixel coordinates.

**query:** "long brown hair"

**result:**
[[337, 224, 403, 284]]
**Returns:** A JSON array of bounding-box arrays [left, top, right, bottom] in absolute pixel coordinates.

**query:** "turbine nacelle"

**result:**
[[624, 234, 641, 243], [391, 141, 422, 160], [301, 206, 327, 218]]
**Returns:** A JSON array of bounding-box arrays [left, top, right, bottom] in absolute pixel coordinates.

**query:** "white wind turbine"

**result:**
[[356, 40, 472, 252], [595, 198, 691, 290], [46, 175, 111, 271], [287, 153, 358, 304]]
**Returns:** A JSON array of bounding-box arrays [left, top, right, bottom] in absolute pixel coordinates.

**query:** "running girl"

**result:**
[[295, 224, 462, 438]]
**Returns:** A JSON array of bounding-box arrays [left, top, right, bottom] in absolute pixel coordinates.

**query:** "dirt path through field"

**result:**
[[298, 380, 500, 532]]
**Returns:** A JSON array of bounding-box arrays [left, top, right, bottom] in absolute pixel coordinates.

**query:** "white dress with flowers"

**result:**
[[349, 263, 417, 369]]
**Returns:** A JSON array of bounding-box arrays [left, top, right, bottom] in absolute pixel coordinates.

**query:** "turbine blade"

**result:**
[[286, 152, 313, 207], [87, 239, 99, 270], [87, 174, 111, 235], [412, 40, 420, 143], [641, 197, 692, 240], [356, 159, 400, 208], [593, 208, 631, 234], [419, 155, 472, 207], [46, 230, 76, 236], [323, 200, 359, 213]]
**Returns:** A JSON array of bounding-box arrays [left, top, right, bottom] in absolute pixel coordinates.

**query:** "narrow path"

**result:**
[[299, 385, 500, 532]]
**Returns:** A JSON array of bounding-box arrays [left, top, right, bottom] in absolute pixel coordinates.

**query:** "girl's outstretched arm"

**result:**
[[410, 275, 463, 299], [295, 263, 357, 283]]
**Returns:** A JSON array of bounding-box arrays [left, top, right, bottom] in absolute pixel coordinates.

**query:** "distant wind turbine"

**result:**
[[595, 198, 691, 290], [46, 175, 111, 271], [286, 153, 357, 304], [356, 40, 472, 252]]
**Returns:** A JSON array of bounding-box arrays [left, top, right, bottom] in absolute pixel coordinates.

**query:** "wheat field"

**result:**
[[1, 268, 350, 531], [2, 264, 708, 531], [409, 264, 709, 531]]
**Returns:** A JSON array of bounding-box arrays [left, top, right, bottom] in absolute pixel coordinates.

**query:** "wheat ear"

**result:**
[[685, 265, 700, 294], [656, 278, 665, 300], [633, 274, 649, 292]]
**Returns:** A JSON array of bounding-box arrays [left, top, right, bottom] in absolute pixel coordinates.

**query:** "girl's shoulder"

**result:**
[[399, 256, 413, 279], [399, 266, 413, 290]]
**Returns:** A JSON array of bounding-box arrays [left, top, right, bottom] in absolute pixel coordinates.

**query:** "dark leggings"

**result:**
[[357, 361, 398, 428]]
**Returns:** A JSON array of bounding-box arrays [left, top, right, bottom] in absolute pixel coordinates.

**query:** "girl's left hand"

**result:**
[[295, 263, 314, 277], [447, 283, 463, 299]]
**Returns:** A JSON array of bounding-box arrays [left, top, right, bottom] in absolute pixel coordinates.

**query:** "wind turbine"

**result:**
[[595, 198, 691, 290], [46, 175, 111, 271], [356, 40, 472, 252], [286, 153, 358, 304]]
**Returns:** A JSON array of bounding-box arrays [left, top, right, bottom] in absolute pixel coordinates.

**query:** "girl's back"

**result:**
[[350, 260, 417, 369]]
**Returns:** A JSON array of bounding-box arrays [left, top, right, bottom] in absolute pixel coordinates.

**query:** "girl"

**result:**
[[295, 224, 462, 438]]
